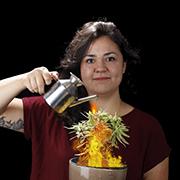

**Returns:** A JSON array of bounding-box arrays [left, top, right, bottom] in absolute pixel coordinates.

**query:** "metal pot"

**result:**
[[69, 157, 127, 180]]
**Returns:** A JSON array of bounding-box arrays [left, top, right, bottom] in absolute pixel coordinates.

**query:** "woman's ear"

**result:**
[[123, 62, 126, 74]]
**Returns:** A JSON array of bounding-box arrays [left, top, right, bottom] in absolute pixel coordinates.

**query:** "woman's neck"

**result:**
[[90, 91, 134, 117]]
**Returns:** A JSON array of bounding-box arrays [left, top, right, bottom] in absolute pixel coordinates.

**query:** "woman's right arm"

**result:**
[[0, 67, 59, 132]]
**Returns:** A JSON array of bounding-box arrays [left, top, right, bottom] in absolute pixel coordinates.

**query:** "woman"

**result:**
[[0, 20, 170, 180]]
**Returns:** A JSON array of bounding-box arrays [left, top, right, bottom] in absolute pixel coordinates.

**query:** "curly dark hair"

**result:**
[[57, 20, 140, 126]]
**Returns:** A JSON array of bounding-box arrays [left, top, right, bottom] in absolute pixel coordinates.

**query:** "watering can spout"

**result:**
[[69, 95, 98, 108]]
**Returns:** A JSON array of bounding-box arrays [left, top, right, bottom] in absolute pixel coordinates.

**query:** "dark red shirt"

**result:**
[[23, 96, 170, 180]]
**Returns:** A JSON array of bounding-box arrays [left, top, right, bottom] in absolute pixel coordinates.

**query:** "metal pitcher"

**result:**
[[43, 72, 97, 113]]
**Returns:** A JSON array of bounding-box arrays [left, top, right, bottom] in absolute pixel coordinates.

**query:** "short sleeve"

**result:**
[[143, 119, 171, 173], [22, 96, 49, 140]]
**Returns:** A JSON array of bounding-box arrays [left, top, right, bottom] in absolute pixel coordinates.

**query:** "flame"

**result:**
[[74, 120, 125, 168], [71, 103, 126, 168], [90, 103, 97, 114]]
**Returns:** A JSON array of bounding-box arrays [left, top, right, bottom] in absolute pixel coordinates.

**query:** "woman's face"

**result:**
[[80, 36, 126, 96]]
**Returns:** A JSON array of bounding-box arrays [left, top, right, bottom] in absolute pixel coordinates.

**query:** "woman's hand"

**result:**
[[23, 66, 59, 94]]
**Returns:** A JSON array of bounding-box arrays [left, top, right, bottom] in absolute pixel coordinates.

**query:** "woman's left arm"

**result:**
[[143, 157, 169, 180]]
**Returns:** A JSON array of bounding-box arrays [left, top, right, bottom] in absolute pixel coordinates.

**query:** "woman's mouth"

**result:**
[[93, 77, 111, 80]]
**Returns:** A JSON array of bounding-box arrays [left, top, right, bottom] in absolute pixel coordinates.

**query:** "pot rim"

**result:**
[[69, 157, 128, 171]]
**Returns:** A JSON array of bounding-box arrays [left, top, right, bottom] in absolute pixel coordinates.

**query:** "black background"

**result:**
[[0, 4, 178, 180]]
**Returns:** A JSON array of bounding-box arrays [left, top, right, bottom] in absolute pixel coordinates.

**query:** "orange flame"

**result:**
[[73, 114, 125, 168], [90, 103, 97, 114]]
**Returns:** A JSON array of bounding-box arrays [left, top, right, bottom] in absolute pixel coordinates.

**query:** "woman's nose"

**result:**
[[94, 60, 108, 73]]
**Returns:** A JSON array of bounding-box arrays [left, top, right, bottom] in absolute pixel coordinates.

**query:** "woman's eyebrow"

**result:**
[[84, 54, 95, 57], [104, 52, 117, 56], [85, 52, 116, 57]]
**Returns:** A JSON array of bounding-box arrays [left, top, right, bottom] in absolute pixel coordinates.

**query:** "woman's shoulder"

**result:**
[[22, 95, 46, 106], [122, 105, 161, 128], [22, 95, 52, 114], [123, 107, 155, 118], [122, 106, 168, 145]]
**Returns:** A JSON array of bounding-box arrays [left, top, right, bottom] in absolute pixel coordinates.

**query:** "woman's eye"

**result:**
[[106, 57, 115, 62], [86, 58, 94, 64]]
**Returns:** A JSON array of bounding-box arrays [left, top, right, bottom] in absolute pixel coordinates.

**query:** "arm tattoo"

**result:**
[[0, 116, 24, 131]]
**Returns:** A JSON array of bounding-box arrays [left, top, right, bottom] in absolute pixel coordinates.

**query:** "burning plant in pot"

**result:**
[[68, 104, 129, 180], [68, 104, 129, 168]]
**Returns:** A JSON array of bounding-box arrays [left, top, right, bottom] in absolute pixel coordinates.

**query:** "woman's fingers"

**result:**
[[24, 67, 59, 94], [50, 71, 59, 81]]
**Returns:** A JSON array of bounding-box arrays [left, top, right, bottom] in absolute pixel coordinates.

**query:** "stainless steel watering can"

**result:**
[[43, 72, 97, 113]]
